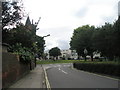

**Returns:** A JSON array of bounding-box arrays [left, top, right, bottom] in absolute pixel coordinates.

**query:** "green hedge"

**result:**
[[73, 62, 120, 77]]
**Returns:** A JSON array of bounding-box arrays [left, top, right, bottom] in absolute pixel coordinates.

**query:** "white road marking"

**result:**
[[58, 67, 68, 74], [63, 65, 70, 67], [57, 65, 61, 67], [58, 67, 61, 70], [61, 70, 68, 74]]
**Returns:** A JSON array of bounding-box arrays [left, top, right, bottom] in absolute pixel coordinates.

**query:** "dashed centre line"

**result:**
[[58, 67, 61, 70], [61, 70, 68, 74], [58, 67, 68, 74]]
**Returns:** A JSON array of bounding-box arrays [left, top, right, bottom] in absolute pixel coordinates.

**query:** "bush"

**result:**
[[8, 43, 34, 64], [73, 62, 120, 77]]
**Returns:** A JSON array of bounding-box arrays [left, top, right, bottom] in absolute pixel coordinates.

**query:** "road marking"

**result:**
[[58, 67, 61, 70], [58, 67, 68, 74], [43, 68, 51, 90], [57, 65, 61, 67], [61, 70, 68, 74], [45, 66, 50, 69], [64, 65, 70, 67]]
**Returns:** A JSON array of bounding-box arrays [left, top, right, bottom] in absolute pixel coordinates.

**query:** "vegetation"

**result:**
[[36, 60, 81, 64], [70, 17, 120, 62], [49, 47, 61, 60], [70, 25, 95, 61], [2, 1, 45, 63], [8, 43, 34, 63], [2, 1, 24, 43], [73, 62, 120, 77]]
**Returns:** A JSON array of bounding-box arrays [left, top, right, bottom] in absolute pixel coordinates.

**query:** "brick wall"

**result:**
[[2, 52, 31, 89]]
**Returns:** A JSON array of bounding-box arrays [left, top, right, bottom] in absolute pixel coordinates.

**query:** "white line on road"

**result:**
[[61, 70, 68, 74], [63, 65, 70, 67], [58, 67, 68, 74], [58, 67, 61, 70]]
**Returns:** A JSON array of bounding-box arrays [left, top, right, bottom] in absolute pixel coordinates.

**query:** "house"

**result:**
[[60, 49, 78, 60], [45, 49, 78, 60]]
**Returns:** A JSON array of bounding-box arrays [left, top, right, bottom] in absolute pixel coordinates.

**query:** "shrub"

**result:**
[[73, 62, 120, 77], [8, 43, 34, 64]]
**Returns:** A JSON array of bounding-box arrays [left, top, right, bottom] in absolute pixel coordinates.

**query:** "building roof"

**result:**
[[25, 16, 31, 26]]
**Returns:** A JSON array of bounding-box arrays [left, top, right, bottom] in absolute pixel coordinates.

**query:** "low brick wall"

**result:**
[[2, 52, 30, 89]]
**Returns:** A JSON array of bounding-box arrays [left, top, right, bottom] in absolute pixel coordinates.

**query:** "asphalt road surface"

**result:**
[[43, 63, 119, 89]]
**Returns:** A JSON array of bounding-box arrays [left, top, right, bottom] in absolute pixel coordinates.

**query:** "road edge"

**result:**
[[70, 66, 119, 81], [43, 67, 51, 90]]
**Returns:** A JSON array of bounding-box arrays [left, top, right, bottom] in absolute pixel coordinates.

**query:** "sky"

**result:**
[[23, 0, 119, 51]]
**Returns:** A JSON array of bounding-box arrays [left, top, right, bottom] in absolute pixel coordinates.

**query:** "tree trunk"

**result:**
[[85, 55, 87, 61], [91, 54, 93, 61]]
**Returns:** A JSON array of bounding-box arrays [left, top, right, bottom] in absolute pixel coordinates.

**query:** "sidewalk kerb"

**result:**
[[43, 67, 51, 90]]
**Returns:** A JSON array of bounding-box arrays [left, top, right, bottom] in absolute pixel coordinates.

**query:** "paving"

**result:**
[[8, 64, 46, 88]]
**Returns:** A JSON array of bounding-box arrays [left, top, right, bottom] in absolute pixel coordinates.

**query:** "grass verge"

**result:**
[[36, 60, 82, 64], [36, 60, 119, 64]]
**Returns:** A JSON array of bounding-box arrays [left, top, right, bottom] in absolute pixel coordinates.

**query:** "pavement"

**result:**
[[8, 64, 46, 89]]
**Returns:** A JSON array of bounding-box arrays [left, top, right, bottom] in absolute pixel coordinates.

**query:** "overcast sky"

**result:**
[[23, 0, 119, 51]]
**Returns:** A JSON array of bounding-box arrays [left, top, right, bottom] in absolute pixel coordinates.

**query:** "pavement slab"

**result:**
[[8, 65, 46, 88]]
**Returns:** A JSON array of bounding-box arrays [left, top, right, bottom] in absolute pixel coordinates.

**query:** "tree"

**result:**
[[92, 23, 115, 60], [2, 1, 24, 28], [70, 25, 95, 61], [113, 16, 120, 58], [35, 35, 45, 58], [8, 24, 34, 48], [49, 47, 61, 60], [2, 1, 24, 43]]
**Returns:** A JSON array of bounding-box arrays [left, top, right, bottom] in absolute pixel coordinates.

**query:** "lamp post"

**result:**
[[42, 34, 50, 60], [42, 34, 50, 38], [84, 48, 88, 61]]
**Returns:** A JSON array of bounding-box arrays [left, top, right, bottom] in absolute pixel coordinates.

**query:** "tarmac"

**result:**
[[8, 64, 46, 89]]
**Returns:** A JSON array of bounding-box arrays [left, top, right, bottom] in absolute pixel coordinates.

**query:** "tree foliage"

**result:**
[[113, 16, 120, 57], [2, 1, 24, 43], [49, 47, 61, 59], [70, 25, 95, 60], [2, 1, 45, 61], [2, 1, 24, 29], [8, 24, 34, 47], [70, 17, 120, 61], [92, 23, 114, 59], [8, 23, 45, 58]]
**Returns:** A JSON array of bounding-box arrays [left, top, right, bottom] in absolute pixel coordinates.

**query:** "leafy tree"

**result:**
[[49, 47, 61, 60], [70, 25, 95, 61], [92, 23, 115, 60], [2, 1, 24, 43], [8, 24, 34, 48], [2, 1, 24, 28], [113, 16, 120, 58], [35, 35, 45, 57], [8, 43, 34, 64], [8, 24, 45, 57]]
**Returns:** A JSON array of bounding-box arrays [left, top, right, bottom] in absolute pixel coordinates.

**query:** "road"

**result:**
[[43, 63, 119, 89]]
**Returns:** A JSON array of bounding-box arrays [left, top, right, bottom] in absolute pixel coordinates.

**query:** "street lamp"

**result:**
[[42, 34, 50, 60], [84, 48, 88, 61], [42, 34, 50, 38]]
